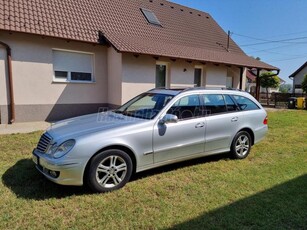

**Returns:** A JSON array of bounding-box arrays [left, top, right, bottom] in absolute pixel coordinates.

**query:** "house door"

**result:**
[[156, 63, 167, 88], [194, 68, 202, 87]]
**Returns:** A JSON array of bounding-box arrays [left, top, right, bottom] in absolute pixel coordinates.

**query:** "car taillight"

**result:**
[[263, 116, 268, 125]]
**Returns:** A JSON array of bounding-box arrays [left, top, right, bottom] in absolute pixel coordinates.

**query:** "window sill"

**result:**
[[52, 80, 96, 84]]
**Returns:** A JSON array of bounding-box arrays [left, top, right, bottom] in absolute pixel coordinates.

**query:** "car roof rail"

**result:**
[[147, 87, 186, 91], [148, 87, 246, 93], [221, 87, 245, 92], [182, 87, 246, 92]]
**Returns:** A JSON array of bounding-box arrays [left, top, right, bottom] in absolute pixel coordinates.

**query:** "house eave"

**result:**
[[119, 50, 279, 72]]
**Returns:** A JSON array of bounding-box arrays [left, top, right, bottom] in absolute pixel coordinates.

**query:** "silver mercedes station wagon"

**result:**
[[33, 88, 268, 192]]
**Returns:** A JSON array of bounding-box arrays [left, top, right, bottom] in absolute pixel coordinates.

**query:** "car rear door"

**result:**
[[203, 94, 242, 153]]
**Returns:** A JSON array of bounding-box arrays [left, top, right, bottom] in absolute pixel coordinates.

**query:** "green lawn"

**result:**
[[0, 111, 306, 229]]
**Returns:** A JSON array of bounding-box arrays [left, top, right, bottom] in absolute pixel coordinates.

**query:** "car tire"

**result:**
[[86, 149, 133, 193], [230, 131, 252, 159]]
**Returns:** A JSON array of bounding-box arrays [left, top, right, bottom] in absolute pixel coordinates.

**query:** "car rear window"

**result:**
[[224, 95, 239, 112]]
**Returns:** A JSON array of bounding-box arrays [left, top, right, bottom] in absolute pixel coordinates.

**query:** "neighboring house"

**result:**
[[289, 61, 307, 94], [246, 69, 285, 94], [0, 0, 278, 124]]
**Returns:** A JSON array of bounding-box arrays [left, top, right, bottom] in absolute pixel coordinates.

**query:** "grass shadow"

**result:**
[[170, 174, 307, 229], [2, 159, 91, 200]]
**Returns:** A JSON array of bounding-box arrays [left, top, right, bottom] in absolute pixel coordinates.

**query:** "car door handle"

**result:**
[[231, 117, 238, 122], [195, 122, 205, 128]]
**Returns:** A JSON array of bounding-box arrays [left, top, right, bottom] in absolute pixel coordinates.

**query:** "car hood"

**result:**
[[47, 112, 144, 141]]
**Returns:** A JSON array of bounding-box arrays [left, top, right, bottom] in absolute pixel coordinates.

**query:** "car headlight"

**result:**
[[47, 140, 75, 159]]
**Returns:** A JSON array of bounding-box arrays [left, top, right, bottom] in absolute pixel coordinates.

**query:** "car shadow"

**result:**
[[2, 154, 229, 200], [131, 153, 229, 181], [2, 159, 91, 200]]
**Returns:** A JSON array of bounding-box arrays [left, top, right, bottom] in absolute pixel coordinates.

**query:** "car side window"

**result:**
[[203, 94, 227, 115], [233, 95, 260, 111], [224, 95, 239, 112], [167, 95, 201, 120]]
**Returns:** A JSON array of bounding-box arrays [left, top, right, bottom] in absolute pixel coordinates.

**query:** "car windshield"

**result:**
[[114, 93, 174, 119]]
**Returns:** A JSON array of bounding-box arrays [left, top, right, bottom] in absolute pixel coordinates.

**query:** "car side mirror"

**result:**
[[160, 114, 178, 124]]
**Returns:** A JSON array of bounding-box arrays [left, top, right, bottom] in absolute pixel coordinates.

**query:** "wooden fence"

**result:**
[[251, 92, 306, 108]]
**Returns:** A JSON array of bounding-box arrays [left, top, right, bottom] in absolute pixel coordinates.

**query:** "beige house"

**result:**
[[289, 61, 307, 94], [0, 0, 278, 124]]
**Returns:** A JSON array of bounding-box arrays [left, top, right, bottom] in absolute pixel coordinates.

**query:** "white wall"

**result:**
[[0, 47, 8, 106], [107, 47, 122, 106], [293, 65, 307, 93], [167, 58, 195, 87], [121, 54, 243, 103], [205, 63, 227, 87], [0, 31, 108, 106], [294, 65, 307, 85], [122, 53, 156, 103], [122, 54, 156, 104], [229, 66, 241, 89], [121, 55, 199, 103]]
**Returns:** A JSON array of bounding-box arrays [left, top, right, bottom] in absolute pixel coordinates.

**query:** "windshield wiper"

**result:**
[[113, 110, 123, 114], [114, 110, 150, 119]]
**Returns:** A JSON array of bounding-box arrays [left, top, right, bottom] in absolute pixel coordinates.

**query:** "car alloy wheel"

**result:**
[[231, 131, 251, 159], [87, 149, 133, 192], [96, 155, 127, 188]]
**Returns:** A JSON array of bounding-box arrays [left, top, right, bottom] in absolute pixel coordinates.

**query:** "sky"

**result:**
[[170, 0, 307, 83]]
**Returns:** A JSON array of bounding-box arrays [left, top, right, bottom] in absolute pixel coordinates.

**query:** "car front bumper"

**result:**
[[32, 149, 86, 186]]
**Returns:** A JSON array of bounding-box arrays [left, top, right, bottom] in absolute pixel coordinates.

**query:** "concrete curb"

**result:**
[[0, 122, 50, 135]]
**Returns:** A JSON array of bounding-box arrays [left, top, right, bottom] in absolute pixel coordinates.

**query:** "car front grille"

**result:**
[[36, 133, 52, 153]]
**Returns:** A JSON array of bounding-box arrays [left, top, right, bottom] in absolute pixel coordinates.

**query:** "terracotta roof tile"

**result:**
[[0, 0, 278, 70]]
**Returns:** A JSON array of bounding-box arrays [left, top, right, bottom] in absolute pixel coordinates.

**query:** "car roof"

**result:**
[[147, 87, 262, 108]]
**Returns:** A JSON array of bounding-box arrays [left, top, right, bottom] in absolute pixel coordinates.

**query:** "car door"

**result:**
[[153, 94, 206, 163], [203, 94, 241, 153]]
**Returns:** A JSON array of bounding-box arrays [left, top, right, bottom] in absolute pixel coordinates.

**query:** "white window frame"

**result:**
[[156, 61, 170, 88], [52, 48, 95, 83]]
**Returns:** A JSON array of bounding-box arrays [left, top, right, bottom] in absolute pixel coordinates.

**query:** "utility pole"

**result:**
[[227, 30, 230, 52]]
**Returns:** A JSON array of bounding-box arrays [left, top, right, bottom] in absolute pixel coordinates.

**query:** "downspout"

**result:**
[[0, 41, 15, 124]]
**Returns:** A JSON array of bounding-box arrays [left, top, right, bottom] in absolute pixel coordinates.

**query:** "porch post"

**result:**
[[255, 68, 261, 101]]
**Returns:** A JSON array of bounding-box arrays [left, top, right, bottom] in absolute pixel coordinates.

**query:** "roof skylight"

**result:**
[[140, 8, 161, 26]]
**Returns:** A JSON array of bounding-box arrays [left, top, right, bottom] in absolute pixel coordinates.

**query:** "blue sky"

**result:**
[[170, 0, 307, 83]]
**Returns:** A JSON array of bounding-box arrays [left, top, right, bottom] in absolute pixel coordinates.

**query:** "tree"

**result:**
[[279, 84, 292, 93], [302, 74, 307, 93], [259, 72, 280, 105], [250, 56, 261, 61]]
